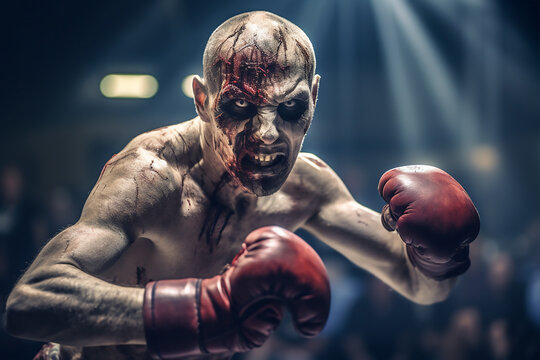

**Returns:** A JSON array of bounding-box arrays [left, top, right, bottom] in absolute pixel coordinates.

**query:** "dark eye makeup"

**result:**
[[220, 99, 257, 120], [277, 100, 308, 122], [219, 98, 308, 122]]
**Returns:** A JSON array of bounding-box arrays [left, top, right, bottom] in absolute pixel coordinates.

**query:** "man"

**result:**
[[5, 11, 479, 360]]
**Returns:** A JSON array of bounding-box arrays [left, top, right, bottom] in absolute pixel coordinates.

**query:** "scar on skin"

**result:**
[[149, 160, 169, 180], [107, 150, 139, 168], [63, 238, 70, 253], [303, 155, 327, 171], [133, 176, 139, 208], [309, 157, 327, 168], [174, 129, 189, 150], [198, 173, 234, 252], [96, 154, 117, 183], [356, 209, 368, 226], [165, 141, 181, 164]]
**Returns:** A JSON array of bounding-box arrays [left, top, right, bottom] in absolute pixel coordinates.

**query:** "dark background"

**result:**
[[1, 0, 539, 359]]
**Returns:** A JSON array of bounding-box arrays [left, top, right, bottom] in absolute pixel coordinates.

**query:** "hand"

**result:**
[[143, 226, 331, 359], [378, 165, 480, 280]]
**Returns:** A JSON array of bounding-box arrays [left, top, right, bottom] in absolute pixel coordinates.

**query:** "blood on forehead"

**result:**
[[218, 44, 287, 105], [209, 22, 314, 107]]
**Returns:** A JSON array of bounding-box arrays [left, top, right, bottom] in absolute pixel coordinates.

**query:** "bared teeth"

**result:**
[[251, 153, 278, 165]]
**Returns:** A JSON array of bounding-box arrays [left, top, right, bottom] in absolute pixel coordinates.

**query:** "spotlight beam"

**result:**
[[371, 0, 423, 155], [389, 0, 460, 137]]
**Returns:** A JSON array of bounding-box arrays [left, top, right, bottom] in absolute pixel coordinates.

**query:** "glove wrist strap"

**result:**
[[406, 245, 470, 281], [143, 279, 202, 359]]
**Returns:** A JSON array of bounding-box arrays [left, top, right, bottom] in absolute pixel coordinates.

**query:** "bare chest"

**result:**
[[101, 176, 315, 286]]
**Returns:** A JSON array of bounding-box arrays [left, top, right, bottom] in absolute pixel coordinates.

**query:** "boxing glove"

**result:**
[[143, 226, 331, 359], [378, 165, 480, 280]]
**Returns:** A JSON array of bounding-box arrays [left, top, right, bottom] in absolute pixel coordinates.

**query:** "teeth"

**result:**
[[252, 153, 278, 164]]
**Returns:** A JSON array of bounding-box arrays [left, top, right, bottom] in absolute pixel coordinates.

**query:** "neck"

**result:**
[[192, 118, 257, 211]]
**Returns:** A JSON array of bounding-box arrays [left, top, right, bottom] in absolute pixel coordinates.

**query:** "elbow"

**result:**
[[408, 276, 456, 306], [410, 289, 450, 305], [4, 285, 33, 339], [4, 279, 63, 341]]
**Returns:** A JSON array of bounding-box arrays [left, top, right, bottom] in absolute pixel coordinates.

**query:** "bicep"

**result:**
[[80, 147, 180, 235], [40, 160, 142, 274], [34, 143, 179, 275], [25, 221, 131, 278]]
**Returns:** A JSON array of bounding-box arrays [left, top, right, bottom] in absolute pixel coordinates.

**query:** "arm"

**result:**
[[5, 223, 146, 345], [300, 156, 477, 304], [5, 145, 178, 346], [304, 197, 455, 305]]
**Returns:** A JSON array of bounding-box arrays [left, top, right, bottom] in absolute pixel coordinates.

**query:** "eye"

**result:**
[[235, 99, 249, 108], [278, 99, 307, 122], [221, 99, 257, 120], [284, 100, 296, 108]]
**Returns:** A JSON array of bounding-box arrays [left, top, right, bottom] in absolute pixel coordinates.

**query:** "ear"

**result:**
[[311, 74, 320, 107], [193, 75, 210, 122]]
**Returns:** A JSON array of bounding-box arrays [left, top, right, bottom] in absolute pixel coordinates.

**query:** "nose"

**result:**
[[252, 109, 279, 145]]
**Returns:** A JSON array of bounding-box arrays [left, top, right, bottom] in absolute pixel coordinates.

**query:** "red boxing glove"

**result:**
[[378, 165, 480, 280], [143, 226, 331, 359]]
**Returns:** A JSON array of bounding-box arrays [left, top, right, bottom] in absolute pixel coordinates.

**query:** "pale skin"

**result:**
[[5, 11, 454, 360]]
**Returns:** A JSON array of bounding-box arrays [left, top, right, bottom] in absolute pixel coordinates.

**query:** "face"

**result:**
[[197, 40, 319, 196]]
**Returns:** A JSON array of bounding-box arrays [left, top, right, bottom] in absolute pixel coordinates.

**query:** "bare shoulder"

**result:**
[[125, 119, 200, 166], [81, 120, 200, 232], [283, 152, 353, 205]]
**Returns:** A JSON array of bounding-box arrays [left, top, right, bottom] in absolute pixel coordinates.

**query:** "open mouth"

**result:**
[[240, 152, 288, 174]]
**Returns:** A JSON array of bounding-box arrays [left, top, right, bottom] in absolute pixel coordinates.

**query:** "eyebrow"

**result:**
[[219, 79, 311, 105], [279, 77, 306, 99], [220, 84, 251, 100], [287, 90, 310, 101]]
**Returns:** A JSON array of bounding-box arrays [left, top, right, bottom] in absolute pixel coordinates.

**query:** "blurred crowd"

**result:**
[[0, 165, 80, 358], [1, 163, 539, 359], [240, 237, 540, 360]]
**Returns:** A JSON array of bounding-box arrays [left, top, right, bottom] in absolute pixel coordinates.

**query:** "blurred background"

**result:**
[[1, 0, 539, 358]]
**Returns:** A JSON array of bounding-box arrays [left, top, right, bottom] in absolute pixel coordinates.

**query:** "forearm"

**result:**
[[304, 201, 455, 304], [380, 240, 456, 305], [5, 263, 145, 346]]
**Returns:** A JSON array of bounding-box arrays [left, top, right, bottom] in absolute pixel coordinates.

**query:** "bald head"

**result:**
[[193, 12, 320, 196], [202, 11, 316, 96]]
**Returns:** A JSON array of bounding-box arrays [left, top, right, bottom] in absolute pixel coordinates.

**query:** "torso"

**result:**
[[100, 172, 317, 286], [63, 119, 326, 360]]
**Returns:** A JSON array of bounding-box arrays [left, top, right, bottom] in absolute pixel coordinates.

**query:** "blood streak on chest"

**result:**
[[196, 174, 235, 254]]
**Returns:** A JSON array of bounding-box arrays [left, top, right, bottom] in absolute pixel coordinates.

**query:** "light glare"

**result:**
[[100, 74, 158, 99], [182, 75, 196, 99], [471, 145, 499, 172]]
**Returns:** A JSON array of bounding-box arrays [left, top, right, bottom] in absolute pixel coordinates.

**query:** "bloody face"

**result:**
[[204, 26, 316, 196]]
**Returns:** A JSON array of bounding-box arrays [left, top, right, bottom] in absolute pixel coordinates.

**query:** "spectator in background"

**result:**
[[483, 252, 538, 359], [0, 165, 44, 358], [342, 277, 419, 360], [46, 186, 78, 239], [440, 307, 488, 360], [519, 217, 540, 335], [0, 165, 43, 292]]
